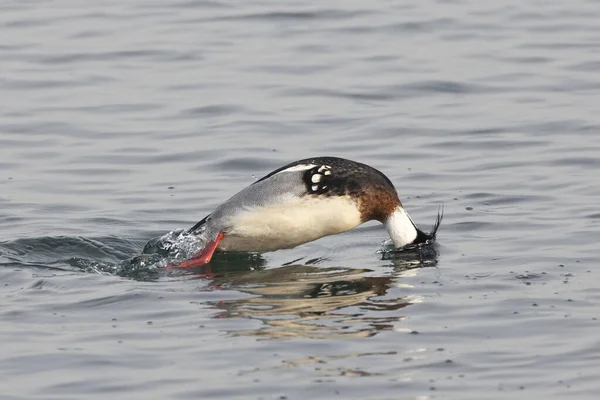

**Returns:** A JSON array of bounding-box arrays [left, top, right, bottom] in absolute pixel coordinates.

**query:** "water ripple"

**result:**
[[1, 0, 600, 398]]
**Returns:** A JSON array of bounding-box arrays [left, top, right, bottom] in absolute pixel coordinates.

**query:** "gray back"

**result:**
[[207, 169, 307, 232]]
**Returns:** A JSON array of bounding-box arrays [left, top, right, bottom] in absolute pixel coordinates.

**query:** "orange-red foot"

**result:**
[[165, 232, 224, 269]]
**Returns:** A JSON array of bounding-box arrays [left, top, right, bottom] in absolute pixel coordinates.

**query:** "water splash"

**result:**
[[141, 228, 205, 260], [0, 229, 209, 281], [113, 229, 208, 278], [377, 238, 440, 269]]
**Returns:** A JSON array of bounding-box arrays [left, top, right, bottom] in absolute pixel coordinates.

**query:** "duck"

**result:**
[[173, 156, 442, 268]]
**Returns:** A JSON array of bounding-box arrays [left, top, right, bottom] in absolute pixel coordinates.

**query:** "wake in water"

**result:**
[[95, 229, 209, 278], [0, 226, 439, 281], [0, 229, 209, 280]]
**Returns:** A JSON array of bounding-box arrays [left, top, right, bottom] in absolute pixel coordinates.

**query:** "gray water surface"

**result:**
[[1, 1, 600, 399]]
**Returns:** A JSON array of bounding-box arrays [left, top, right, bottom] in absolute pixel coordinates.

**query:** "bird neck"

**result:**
[[385, 207, 418, 248]]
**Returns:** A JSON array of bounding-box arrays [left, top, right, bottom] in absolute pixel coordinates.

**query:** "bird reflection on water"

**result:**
[[185, 246, 439, 340]]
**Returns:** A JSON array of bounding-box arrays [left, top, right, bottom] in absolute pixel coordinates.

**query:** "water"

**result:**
[[1, 0, 600, 398]]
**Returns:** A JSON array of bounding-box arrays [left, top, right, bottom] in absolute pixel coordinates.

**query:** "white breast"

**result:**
[[217, 195, 362, 252]]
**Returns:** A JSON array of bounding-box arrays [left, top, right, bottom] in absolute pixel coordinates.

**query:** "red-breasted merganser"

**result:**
[[175, 156, 442, 268]]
